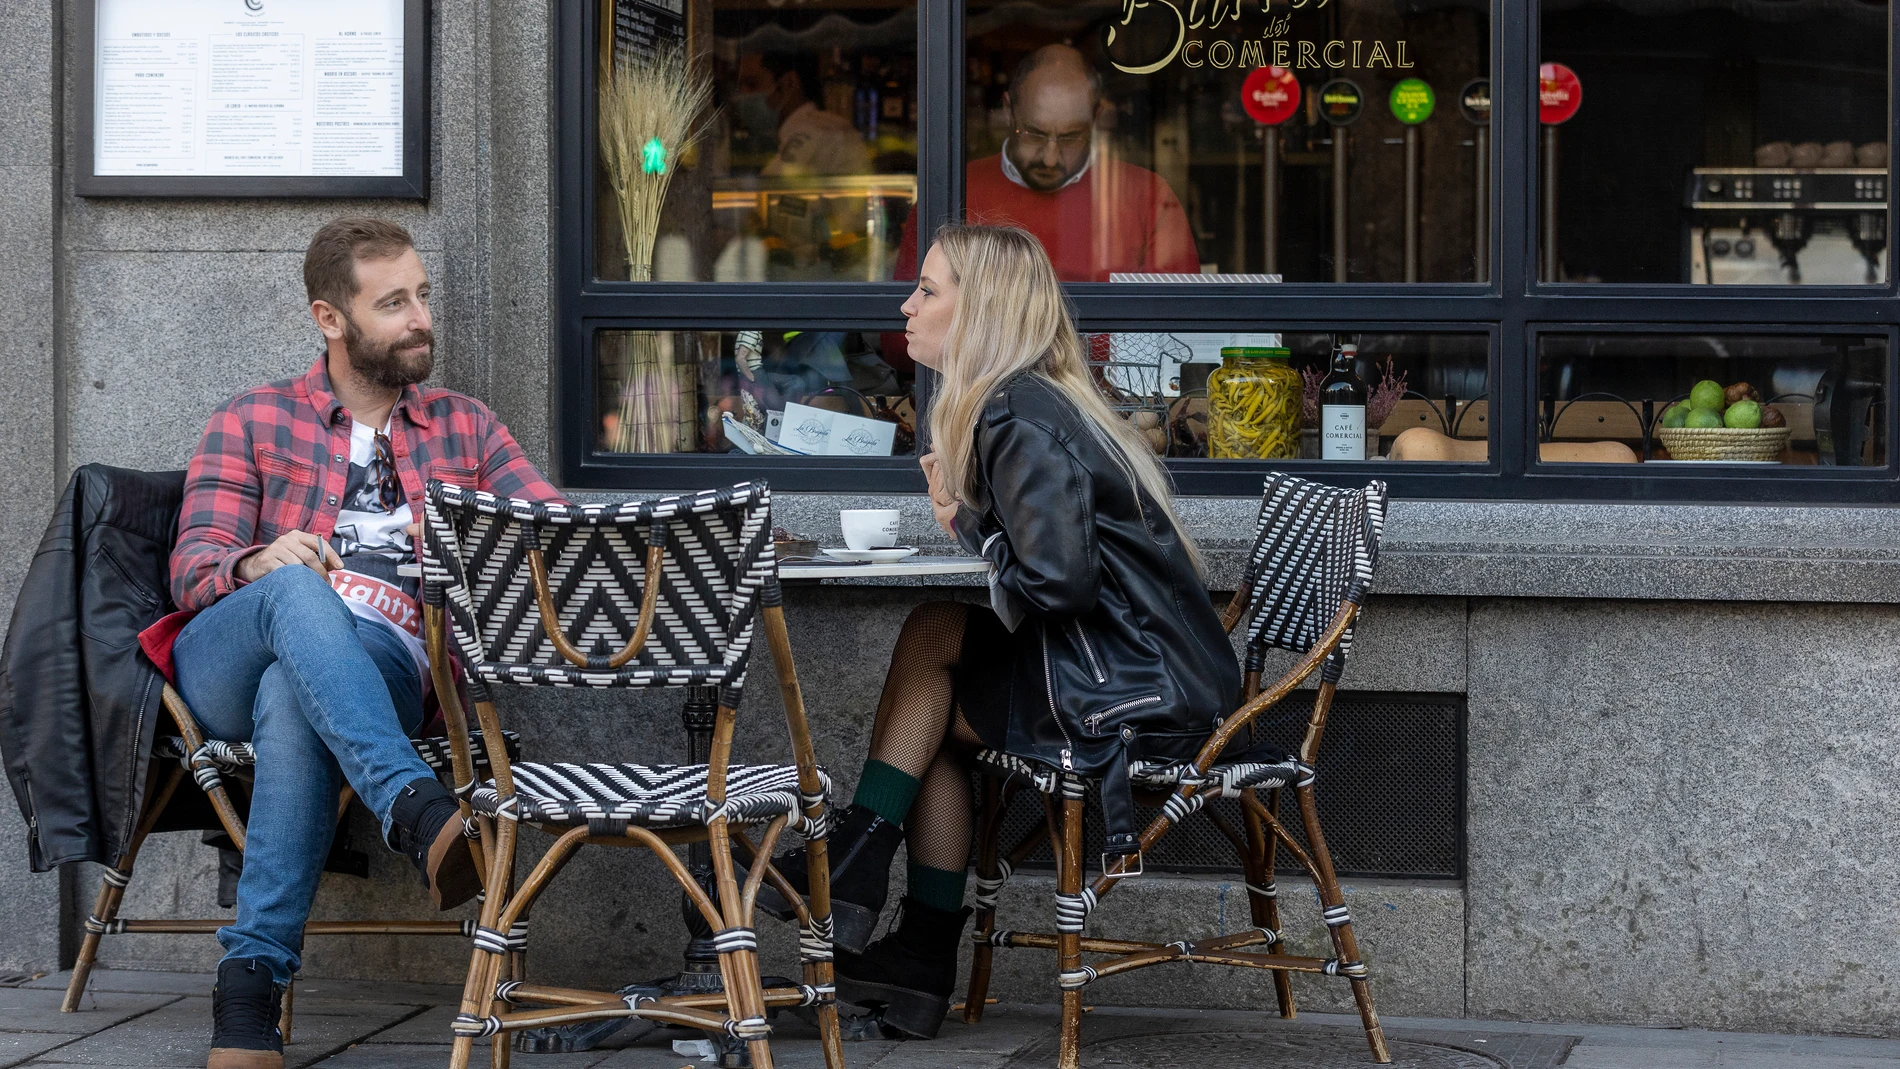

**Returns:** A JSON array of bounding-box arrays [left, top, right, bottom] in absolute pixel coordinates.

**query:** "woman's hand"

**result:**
[[920, 452, 959, 539]]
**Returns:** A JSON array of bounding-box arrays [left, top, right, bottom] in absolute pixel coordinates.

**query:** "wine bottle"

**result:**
[[1319, 339, 1367, 461]]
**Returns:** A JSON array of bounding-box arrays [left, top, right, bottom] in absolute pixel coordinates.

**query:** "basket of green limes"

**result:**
[[1654, 379, 1790, 462]]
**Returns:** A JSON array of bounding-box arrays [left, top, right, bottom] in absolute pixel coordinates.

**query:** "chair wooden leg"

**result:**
[[707, 819, 774, 1069], [1294, 783, 1389, 1064], [1244, 786, 1296, 1019], [65, 762, 187, 1013], [1054, 788, 1086, 1069], [963, 776, 1005, 1025], [451, 815, 513, 1069]]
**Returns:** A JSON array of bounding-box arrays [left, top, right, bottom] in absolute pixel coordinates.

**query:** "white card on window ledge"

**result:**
[[773, 401, 897, 457]]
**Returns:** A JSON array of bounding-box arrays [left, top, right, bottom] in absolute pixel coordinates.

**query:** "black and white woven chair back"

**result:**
[[1236, 474, 1386, 685], [421, 480, 776, 703]]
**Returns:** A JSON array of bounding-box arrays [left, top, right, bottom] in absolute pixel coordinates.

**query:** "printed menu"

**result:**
[[94, 0, 405, 178]]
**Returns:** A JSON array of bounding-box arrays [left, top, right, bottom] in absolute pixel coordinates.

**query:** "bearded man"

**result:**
[[164, 218, 560, 1069]]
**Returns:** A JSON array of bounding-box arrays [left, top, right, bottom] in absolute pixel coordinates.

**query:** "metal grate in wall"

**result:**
[[984, 691, 1464, 880]]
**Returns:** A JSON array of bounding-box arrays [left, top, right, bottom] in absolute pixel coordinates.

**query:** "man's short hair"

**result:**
[[303, 217, 415, 312], [1011, 45, 1103, 110]]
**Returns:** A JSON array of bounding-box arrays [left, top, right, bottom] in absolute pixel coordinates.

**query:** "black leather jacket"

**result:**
[[954, 373, 1240, 857], [0, 466, 184, 870]]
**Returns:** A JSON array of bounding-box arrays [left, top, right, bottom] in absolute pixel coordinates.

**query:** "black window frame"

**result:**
[[556, 0, 1900, 502]]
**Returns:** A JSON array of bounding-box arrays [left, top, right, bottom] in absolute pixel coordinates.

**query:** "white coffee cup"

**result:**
[[840, 508, 901, 551]]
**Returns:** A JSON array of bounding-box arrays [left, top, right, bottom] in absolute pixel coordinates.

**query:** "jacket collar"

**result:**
[[301, 353, 433, 430]]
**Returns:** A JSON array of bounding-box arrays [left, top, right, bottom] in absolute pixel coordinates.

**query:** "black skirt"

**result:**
[[952, 604, 1015, 751]]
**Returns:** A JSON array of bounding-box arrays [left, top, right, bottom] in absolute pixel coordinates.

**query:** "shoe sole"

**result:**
[[832, 976, 949, 1039], [753, 890, 878, 956], [427, 819, 481, 911], [207, 1048, 283, 1069]]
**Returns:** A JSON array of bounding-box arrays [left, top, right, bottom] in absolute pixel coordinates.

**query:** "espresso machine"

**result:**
[[1685, 168, 1888, 284]]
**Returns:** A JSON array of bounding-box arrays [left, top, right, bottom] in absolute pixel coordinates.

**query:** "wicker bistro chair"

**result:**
[[961, 474, 1393, 1068], [420, 479, 843, 1069], [62, 681, 517, 1041]]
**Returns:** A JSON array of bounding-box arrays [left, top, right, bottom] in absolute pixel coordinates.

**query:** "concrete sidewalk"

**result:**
[[5, 969, 1898, 1069]]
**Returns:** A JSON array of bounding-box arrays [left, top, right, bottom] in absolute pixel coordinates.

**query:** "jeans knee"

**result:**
[[256, 564, 350, 627]]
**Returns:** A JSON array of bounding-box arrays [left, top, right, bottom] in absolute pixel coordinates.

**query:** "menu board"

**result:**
[[80, 0, 426, 197], [601, 0, 686, 67]]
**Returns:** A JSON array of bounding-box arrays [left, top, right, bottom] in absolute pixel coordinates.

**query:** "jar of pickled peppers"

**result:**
[[1207, 347, 1301, 459]]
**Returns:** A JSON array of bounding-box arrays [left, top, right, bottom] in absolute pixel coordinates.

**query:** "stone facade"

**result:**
[[1, 0, 1896, 1041]]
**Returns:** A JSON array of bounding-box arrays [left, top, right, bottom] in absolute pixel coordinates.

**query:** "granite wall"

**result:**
[[3, 0, 1897, 1042], [0, 0, 557, 976]]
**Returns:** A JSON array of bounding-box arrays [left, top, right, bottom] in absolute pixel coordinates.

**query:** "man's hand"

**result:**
[[920, 452, 959, 540], [237, 531, 344, 584]]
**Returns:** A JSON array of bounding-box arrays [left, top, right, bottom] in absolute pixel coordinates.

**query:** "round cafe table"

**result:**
[[507, 552, 989, 1061]]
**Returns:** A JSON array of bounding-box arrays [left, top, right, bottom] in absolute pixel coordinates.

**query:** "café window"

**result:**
[[591, 326, 1489, 464], [592, 0, 918, 283], [560, 2, 1900, 503], [959, 0, 1492, 282], [1540, 0, 1891, 285], [1536, 333, 1888, 466]]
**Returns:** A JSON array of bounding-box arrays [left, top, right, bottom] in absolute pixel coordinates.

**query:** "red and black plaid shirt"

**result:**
[[171, 355, 562, 611]]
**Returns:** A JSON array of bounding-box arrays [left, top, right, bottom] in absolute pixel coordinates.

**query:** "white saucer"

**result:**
[[823, 546, 920, 563]]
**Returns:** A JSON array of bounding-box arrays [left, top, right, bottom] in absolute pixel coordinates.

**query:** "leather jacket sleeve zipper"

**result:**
[[1084, 694, 1164, 735], [1039, 623, 1075, 769], [1070, 621, 1107, 684]]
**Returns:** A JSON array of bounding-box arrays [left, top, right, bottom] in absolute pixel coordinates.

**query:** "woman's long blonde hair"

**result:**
[[925, 223, 1202, 573]]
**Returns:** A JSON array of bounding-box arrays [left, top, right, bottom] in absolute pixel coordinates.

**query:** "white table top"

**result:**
[[778, 555, 991, 580], [398, 557, 991, 581]]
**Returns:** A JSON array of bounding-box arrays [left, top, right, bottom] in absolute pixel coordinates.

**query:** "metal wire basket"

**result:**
[[1082, 333, 1188, 456]]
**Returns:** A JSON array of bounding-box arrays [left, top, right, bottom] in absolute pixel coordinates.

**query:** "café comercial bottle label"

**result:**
[[1321, 404, 1366, 460]]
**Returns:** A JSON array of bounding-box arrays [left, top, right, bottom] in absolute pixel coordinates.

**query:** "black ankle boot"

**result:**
[[835, 897, 973, 1040], [209, 957, 284, 1069], [386, 777, 480, 910], [752, 804, 904, 954]]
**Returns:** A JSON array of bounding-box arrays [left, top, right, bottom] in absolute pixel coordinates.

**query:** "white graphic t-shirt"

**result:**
[[327, 420, 427, 677]]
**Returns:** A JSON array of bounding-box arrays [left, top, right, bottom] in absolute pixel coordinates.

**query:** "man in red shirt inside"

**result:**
[[164, 218, 561, 1069], [895, 44, 1199, 283]]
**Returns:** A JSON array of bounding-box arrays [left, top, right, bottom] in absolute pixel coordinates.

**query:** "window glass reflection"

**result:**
[[596, 330, 918, 456], [1537, 334, 1888, 465], [937, 0, 1490, 286], [594, 0, 917, 282], [1542, 0, 1889, 284]]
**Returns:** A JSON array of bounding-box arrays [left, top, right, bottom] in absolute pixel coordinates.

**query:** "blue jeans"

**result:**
[[172, 564, 432, 984]]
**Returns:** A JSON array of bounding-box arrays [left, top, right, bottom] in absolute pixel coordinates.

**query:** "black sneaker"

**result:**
[[386, 777, 481, 910], [835, 897, 973, 1039], [751, 804, 904, 955], [208, 958, 284, 1069]]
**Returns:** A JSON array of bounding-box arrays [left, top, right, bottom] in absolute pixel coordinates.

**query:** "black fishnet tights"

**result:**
[[867, 601, 986, 873]]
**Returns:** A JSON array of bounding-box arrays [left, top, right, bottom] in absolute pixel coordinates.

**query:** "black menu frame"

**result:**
[[74, 0, 430, 199]]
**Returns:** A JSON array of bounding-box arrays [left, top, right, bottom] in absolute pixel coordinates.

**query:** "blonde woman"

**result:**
[[756, 224, 1240, 1037]]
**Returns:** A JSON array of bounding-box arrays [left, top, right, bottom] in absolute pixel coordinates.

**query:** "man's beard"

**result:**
[[343, 314, 434, 390]]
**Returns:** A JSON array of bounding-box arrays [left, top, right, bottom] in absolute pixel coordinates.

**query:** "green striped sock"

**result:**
[[850, 759, 920, 826], [906, 861, 968, 912]]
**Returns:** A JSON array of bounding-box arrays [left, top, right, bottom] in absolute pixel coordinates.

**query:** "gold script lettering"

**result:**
[[1107, 0, 1187, 75]]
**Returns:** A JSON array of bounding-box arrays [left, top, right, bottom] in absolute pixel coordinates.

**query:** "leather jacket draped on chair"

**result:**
[[953, 373, 1242, 858], [0, 466, 184, 870]]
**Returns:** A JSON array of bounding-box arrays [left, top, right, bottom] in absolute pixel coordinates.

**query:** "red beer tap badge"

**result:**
[[1242, 66, 1301, 126], [1538, 63, 1581, 125]]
